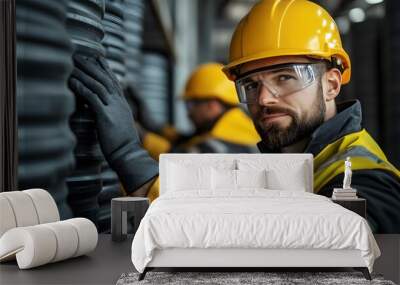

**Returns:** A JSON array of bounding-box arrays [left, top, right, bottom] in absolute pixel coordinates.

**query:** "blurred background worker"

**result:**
[[141, 63, 260, 157], [137, 63, 260, 160], [222, 0, 400, 233]]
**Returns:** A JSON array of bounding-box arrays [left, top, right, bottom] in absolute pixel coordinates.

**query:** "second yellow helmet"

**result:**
[[183, 63, 239, 106]]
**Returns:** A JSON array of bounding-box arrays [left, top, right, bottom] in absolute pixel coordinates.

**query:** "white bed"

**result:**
[[131, 154, 380, 280]]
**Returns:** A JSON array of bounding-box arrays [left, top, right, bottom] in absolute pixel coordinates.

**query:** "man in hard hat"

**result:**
[[130, 63, 260, 159], [221, 0, 400, 233], [70, 0, 400, 233], [170, 63, 260, 153]]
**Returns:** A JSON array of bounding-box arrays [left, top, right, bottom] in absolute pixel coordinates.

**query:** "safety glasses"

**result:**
[[235, 62, 325, 104]]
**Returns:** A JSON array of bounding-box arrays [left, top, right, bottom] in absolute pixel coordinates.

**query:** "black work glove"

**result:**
[[69, 55, 158, 193]]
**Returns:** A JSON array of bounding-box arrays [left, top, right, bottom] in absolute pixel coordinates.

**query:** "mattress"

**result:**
[[131, 190, 380, 273]]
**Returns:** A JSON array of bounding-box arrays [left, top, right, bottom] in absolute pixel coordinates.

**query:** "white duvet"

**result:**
[[131, 190, 380, 273]]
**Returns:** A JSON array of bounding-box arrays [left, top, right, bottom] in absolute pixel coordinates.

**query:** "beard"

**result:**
[[253, 85, 326, 151]]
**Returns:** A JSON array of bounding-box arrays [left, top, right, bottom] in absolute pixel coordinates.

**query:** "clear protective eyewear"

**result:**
[[235, 62, 325, 104]]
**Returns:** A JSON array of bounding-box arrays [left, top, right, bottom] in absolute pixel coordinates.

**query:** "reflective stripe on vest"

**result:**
[[314, 129, 400, 193]]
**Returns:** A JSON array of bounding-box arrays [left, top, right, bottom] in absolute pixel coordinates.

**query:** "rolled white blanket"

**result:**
[[0, 218, 98, 269]]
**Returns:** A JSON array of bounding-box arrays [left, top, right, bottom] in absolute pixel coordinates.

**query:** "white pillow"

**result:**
[[267, 168, 307, 191], [237, 158, 308, 191], [167, 162, 211, 191], [236, 169, 267, 189], [211, 169, 268, 190], [211, 168, 237, 190]]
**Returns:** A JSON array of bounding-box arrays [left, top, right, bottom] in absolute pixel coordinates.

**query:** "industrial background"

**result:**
[[14, 0, 399, 232]]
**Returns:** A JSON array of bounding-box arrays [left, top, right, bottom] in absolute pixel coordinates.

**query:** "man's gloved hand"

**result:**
[[69, 55, 158, 193]]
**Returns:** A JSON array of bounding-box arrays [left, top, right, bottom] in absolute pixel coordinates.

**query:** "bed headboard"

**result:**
[[159, 153, 314, 195]]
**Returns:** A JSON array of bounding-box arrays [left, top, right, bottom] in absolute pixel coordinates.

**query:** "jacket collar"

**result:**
[[257, 100, 363, 156]]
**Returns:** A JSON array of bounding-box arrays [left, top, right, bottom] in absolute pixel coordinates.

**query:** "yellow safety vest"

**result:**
[[314, 129, 400, 193], [177, 107, 260, 150]]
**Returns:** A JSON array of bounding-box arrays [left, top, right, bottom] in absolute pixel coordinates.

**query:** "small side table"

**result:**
[[111, 197, 149, 242], [331, 198, 366, 218]]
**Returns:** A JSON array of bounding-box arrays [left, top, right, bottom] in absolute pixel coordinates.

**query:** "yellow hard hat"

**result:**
[[183, 63, 239, 105], [223, 0, 351, 84]]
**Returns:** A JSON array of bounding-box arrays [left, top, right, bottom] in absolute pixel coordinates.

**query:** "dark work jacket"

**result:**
[[257, 100, 400, 233]]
